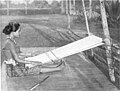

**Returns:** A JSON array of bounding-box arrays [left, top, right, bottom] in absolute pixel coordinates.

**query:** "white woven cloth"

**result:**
[[25, 35, 103, 67]]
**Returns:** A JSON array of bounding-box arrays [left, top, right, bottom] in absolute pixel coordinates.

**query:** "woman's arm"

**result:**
[[8, 41, 42, 65], [19, 52, 32, 58], [19, 51, 40, 58]]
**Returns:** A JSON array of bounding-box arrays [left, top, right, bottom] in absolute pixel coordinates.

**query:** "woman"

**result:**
[[2, 22, 65, 77]]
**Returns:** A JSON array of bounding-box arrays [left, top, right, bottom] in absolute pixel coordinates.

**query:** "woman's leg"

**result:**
[[25, 60, 65, 75], [41, 61, 65, 73], [41, 60, 63, 68]]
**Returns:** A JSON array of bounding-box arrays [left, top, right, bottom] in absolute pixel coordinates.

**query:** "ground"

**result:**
[[1, 15, 119, 91]]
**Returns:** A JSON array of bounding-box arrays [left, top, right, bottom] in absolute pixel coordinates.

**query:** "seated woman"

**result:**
[[2, 21, 65, 77]]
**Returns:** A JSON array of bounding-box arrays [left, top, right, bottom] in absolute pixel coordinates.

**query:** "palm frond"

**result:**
[[104, 0, 120, 28]]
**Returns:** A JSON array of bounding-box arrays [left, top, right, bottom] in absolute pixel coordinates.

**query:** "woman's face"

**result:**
[[13, 27, 21, 38]]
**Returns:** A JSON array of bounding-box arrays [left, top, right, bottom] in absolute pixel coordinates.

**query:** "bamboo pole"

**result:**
[[82, 0, 94, 57], [82, 0, 90, 35], [99, 0, 115, 82]]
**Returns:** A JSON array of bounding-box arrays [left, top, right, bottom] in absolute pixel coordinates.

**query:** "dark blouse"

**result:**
[[2, 38, 41, 77], [2, 38, 21, 61]]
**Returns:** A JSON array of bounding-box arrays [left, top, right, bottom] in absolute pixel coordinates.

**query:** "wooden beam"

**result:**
[[99, 0, 115, 82]]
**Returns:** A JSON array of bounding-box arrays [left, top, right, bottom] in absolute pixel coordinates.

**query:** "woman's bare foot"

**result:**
[[41, 59, 64, 68]]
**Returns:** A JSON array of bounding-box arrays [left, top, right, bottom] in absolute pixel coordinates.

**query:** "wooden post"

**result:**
[[89, 0, 92, 19], [25, 0, 28, 15], [73, 0, 75, 11], [69, 0, 71, 14], [66, 0, 68, 14], [99, 0, 115, 82], [68, 0, 71, 29], [61, 0, 65, 14]]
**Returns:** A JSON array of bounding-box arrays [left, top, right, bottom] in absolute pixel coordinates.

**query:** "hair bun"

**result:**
[[2, 22, 20, 35], [2, 24, 13, 35]]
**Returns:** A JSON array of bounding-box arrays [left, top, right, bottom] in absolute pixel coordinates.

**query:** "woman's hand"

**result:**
[[19, 55, 26, 59], [19, 51, 40, 58], [31, 61, 42, 66], [19, 52, 32, 58], [25, 60, 42, 66], [31, 51, 40, 57]]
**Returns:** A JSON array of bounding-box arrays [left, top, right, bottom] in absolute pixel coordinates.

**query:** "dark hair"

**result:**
[[2, 22, 20, 35]]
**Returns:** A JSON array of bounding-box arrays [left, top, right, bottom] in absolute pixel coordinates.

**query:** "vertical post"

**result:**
[[61, 0, 64, 14], [66, 0, 68, 14], [7, 0, 9, 16], [69, 0, 71, 14], [68, 0, 71, 29], [73, 0, 75, 12], [82, 0, 93, 57], [99, 0, 115, 82], [25, 0, 28, 15], [82, 0, 90, 35], [89, 0, 92, 19]]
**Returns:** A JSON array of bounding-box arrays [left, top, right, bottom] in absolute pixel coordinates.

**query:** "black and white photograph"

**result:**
[[1, 0, 120, 91]]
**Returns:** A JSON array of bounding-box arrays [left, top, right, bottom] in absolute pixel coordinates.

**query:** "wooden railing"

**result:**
[[84, 43, 120, 89]]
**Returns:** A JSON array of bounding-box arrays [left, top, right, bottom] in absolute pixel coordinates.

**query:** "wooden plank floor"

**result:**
[[6, 48, 119, 91]]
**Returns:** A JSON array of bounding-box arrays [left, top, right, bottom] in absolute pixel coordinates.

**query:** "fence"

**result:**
[[84, 42, 120, 89], [0, 1, 61, 15]]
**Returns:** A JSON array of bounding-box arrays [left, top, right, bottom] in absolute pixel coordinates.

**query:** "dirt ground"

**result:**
[[1, 15, 119, 91]]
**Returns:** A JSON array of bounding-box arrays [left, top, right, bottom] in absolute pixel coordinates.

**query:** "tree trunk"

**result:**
[[67, 0, 71, 29], [99, 0, 115, 82], [89, 0, 92, 19], [73, 0, 76, 12], [69, 0, 71, 14], [61, 0, 65, 14], [25, 1, 28, 15], [66, 0, 68, 14]]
